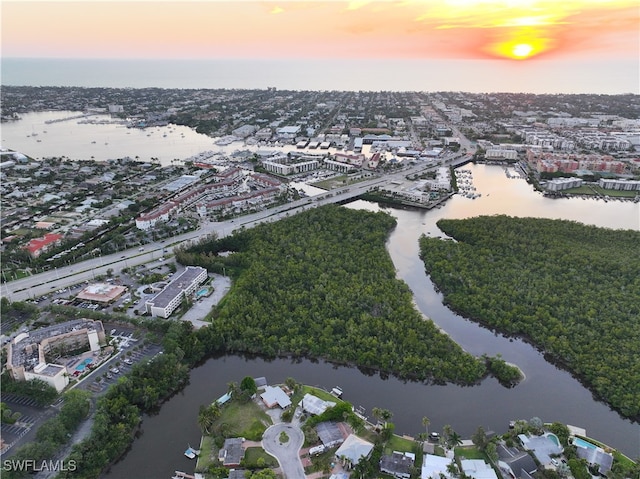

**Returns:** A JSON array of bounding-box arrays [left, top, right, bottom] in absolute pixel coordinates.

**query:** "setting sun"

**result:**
[[512, 43, 534, 58]]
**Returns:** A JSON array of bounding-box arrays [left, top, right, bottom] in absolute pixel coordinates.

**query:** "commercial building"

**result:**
[[76, 282, 128, 304], [6, 319, 106, 392], [145, 266, 208, 318]]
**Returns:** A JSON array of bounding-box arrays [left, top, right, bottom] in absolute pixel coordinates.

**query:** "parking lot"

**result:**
[[76, 328, 163, 394], [0, 395, 46, 452]]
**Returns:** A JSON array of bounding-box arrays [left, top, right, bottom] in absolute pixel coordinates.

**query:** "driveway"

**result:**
[[180, 274, 231, 328], [262, 423, 305, 479]]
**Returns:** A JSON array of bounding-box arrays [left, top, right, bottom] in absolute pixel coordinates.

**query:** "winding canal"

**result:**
[[101, 164, 639, 478]]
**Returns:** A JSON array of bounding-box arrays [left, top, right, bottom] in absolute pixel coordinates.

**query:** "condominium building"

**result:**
[[145, 266, 208, 318], [546, 178, 584, 191], [598, 178, 640, 191], [6, 319, 106, 392]]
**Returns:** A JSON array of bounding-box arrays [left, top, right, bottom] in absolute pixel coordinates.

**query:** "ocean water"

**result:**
[[2, 57, 638, 94]]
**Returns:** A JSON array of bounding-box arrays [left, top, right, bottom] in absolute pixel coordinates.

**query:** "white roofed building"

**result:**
[[335, 434, 374, 467], [301, 393, 336, 416], [260, 386, 291, 409], [422, 454, 453, 479], [461, 459, 499, 479], [145, 266, 208, 318]]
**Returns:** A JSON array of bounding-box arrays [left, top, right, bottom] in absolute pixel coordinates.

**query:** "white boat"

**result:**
[[184, 445, 200, 459]]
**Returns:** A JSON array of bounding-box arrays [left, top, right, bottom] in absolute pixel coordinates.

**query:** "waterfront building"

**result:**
[[528, 151, 626, 175], [486, 149, 518, 160], [421, 454, 453, 479], [545, 178, 584, 191], [232, 125, 257, 138], [335, 434, 374, 467], [598, 178, 640, 191], [260, 385, 291, 409], [572, 438, 613, 475], [301, 393, 336, 416], [380, 452, 415, 479]]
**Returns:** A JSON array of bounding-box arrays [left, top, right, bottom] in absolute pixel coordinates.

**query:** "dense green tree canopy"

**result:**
[[179, 205, 486, 384], [419, 215, 640, 419]]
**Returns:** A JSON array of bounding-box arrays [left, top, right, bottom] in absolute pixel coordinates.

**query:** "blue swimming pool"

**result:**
[[75, 358, 93, 372], [546, 433, 560, 447], [573, 437, 597, 449], [196, 288, 208, 297]]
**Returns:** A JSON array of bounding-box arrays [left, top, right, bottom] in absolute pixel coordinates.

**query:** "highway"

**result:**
[[4, 152, 470, 303]]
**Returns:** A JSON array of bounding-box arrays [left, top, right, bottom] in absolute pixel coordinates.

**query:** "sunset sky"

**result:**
[[1, 1, 638, 93], [2, 0, 639, 62]]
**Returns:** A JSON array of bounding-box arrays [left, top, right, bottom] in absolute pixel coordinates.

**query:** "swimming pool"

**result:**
[[573, 437, 597, 449], [546, 433, 560, 447], [196, 288, 208, 298], [75, 358, 93, 372]]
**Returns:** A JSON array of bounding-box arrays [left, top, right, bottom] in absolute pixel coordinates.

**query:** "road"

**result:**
[[4, 152, 470, 303], [262, 423, 305, 479]]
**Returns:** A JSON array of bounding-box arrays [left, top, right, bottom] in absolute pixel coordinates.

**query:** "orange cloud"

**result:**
[[1, 1, 637, 62]]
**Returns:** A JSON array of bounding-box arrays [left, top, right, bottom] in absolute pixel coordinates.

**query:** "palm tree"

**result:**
[[197, 404, 219, 435], [442, 424, 454, 446], [210, 400, 221, 420], [197, 405, 213, 435], [448, 430, 463, 449], [422, 416, 431, 436], [227, 381, 239, 398], [371, 407, 382, 427], [446, 462, 459, 478], [379, 408, 393, 428]]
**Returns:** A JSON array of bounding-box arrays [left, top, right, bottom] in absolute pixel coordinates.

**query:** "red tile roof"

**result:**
[[23, 233, 63, 254]]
